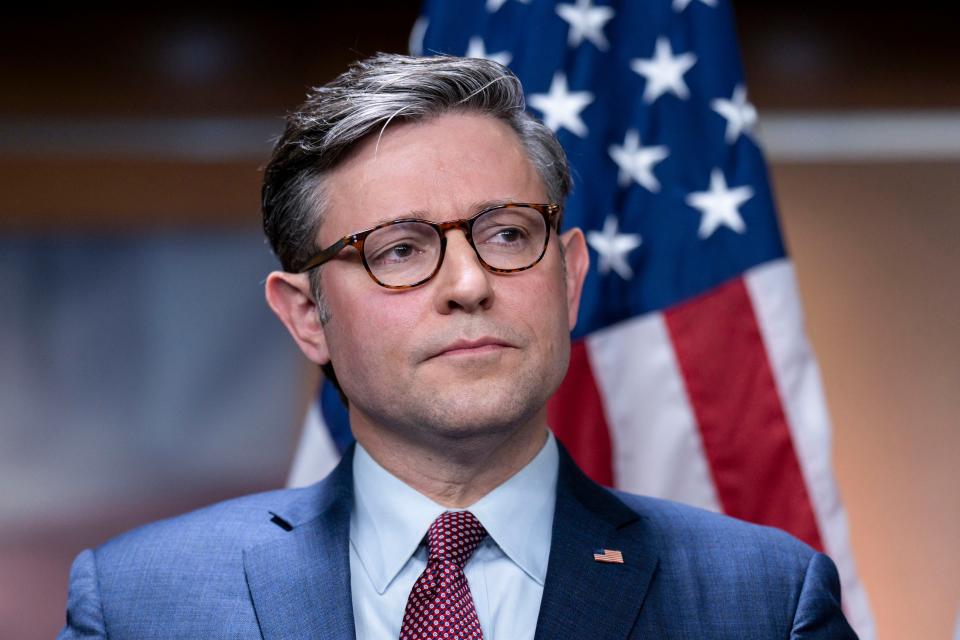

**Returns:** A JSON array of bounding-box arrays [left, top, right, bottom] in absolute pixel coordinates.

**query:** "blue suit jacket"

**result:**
[[59, 445, 857, 639]]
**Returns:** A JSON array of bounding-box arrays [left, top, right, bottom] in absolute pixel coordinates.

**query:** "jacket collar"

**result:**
[[243, 440, 659, 640], [244, 444, 357, 640], [533, 442, 661, 640]]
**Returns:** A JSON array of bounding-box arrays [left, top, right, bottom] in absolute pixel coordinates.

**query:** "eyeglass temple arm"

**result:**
[[550, 204, 563, 230], [298, 236, 353, 273]]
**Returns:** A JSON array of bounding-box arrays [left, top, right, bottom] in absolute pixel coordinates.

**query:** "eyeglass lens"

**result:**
[[363, 205, 548, 287]]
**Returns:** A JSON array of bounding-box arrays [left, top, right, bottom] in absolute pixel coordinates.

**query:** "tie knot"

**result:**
[[426, 510, 487, 567]]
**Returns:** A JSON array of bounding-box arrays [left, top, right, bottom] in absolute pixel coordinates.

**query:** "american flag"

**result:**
[[287, 0, 873, 636], [592, 548, 624, 564]]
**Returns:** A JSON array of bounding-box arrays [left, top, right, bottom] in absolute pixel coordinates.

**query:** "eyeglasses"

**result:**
[[297, 203, 561, 289]]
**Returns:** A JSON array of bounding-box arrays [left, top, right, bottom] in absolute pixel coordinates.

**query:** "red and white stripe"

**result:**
[[592, 549, 625, 564]]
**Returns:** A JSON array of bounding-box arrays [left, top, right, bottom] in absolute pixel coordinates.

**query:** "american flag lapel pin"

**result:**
[[593, 548, 624, 564]]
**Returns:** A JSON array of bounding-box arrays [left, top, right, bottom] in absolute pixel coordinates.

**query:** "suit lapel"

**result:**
[[534, 446, 660, 640], [244, 447, 356, 640]]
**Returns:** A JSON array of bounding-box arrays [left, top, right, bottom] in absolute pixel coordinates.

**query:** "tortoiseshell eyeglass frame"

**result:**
[[296, 202, 562, 290]]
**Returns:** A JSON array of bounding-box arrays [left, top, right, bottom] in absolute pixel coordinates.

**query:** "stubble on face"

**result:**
[[396, 312, 568, 444]]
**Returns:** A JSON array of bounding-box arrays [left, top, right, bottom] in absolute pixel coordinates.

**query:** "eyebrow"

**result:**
[[370, 199, 518, 227]]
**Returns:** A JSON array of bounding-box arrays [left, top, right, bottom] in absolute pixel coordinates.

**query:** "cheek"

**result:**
[[508, 271, 570, 346], [326, 291, 422, 370]]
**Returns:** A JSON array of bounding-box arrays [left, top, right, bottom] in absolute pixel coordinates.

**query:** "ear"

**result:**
[[264, 271, 331, 365], [558, 228, 590, 331]]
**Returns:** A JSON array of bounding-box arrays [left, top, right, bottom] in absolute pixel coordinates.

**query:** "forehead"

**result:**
[[320, 112, 547, 239]]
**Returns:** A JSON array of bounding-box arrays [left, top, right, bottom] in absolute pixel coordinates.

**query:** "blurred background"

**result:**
[[1, 3, 957, 639]]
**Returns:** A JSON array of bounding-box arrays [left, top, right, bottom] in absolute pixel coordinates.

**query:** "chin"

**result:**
[[414, 378, 550, 439]]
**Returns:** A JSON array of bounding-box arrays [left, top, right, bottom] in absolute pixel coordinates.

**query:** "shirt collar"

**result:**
[[350, 431, 558, 594]]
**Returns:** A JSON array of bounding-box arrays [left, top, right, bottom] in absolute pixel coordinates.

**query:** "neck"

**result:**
[[352, 416, 549, 508]]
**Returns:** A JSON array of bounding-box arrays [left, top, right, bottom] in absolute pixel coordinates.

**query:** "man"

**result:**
[[59, 54, 857, 639]]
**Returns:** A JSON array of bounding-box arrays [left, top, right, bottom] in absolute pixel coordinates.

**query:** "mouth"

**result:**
[[429, 337, 515, 359]]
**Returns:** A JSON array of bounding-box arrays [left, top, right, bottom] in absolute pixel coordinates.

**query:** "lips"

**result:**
[[427, 337, 515, 359]]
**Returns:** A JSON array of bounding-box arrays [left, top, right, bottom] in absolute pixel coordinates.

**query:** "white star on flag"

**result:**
[[465, 37, 512, 67], [556, 0, 615, 51], [685, 169, 753, 238], [408, 16, 428, 56], [587, 215, 642, 280], [486, 0, 530, 13], [630, 37, 697, 103], [608, 129, 670, 192], [711, 85, 757, 143], [527, 72, 595, 137], [672, 0, 718, 12]]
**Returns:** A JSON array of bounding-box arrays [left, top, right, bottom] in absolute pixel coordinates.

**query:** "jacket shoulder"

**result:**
[[608, 491, 856, 637], [615, 490, 815, 556], [65, 485, 328, 638], [612, 489, 822, 594], [98, 485, 310, 560], [61, 449, 356, 640], [86, 482, 332, 606]]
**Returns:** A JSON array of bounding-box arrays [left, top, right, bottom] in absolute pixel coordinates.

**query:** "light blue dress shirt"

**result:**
[[349, 431, 559, 640]]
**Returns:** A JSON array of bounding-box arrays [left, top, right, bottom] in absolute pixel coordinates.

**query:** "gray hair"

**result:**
[[261, 53, 571, 280]]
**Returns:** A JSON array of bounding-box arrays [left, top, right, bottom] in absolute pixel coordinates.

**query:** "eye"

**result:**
[[473, 206, 543, 249], [389, 244, 414, 258], [490, 226, 528, 244], [369, 242, 423, 265], [477, 224, 533, 248]]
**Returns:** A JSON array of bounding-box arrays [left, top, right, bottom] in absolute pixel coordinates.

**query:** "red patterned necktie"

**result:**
[[399, 510, 488, 640]]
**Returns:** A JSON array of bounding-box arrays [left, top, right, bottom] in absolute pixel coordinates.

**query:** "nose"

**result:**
[[432, 229, 494, 314]]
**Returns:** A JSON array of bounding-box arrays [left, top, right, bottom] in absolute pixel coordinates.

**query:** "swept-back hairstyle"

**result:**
[[261, 53, 571, 275]]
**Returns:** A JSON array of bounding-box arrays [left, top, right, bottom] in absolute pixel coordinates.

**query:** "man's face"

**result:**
[[299, 112, 587, 445]]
